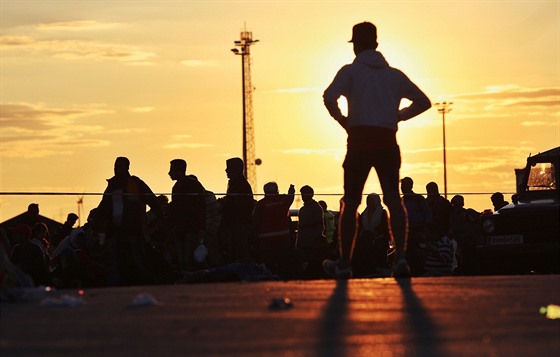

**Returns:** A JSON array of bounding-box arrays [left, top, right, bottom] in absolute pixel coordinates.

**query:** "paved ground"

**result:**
[[1, 275, 559, 357]]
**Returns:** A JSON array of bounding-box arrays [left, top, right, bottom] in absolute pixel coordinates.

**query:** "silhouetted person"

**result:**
[[167, 159, 206, 271], [491, 192, 509, 211], [94, 156, 162, 286], [0, 237, 34, 288], [353, 193, 391, 277], [51, 213, 79, 250], [296, 185, 326, 279], [252, 182, 295, 278], [425, 182, 452, 241], [30, 222, 51, 267], [401, 176, 432, 276], [80, 208, 111, 273], [146, 195, 169, 244], [423, 182, 453, 276], [203, 188, 222, 268], [21, 203, 41, 229], [423, 234, 454, 276], [219, 158, 255, 263], [318, 200, 336, 247], [449, 194, 479, 275], [9, 223, 52, 286], [322, 21, 431, 279], [143, 194, 174, 282]]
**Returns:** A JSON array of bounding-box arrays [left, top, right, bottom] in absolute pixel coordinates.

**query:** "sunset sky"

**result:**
[[1, 0, 559, 224]]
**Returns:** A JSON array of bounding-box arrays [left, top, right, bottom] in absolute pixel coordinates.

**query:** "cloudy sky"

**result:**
[[1, 0, 559, 223]]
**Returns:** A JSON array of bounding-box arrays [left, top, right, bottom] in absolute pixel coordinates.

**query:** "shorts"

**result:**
[[342, 145, 401, 208]]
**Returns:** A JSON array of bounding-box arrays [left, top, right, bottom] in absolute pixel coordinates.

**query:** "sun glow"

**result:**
[[0, 1, 558, 222]]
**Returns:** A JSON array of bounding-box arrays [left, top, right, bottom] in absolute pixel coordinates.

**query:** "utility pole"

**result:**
[[435, 101, 453, 199], [231, 25, 260, 192]]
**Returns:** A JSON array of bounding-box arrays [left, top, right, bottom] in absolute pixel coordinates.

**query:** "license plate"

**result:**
[[488, 235, 524, 245]]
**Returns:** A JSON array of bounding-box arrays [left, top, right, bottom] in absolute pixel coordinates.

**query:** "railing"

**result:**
[[1, 191, 516, 224]]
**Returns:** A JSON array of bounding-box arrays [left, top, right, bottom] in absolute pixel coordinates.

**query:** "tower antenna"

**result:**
[[231, 24, 260, 192]]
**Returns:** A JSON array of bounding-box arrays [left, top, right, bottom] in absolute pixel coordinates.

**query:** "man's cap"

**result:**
[[349, 22, 377, 44]]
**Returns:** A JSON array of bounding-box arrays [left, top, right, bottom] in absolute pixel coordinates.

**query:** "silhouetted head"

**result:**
[[491, 192, 508, 210], [27, 203, 39, 215], [491, 192, 504, 204], [400, 177, 414, 194], [70, 228, 86, 249], [263, 182, 279, 195], [65, 213, 78, 226], [114, 157, 130, 178], [226, 157, 244, 179], [349, 22, 378, 55], [10, 223, 32, 243], [366, 193, 381, 208], [87, 208, 98, 224], [426, 182, 440, 196], [300, 185, 314, 203], [157, 194, 169, 205], [318, 200, 328, 212], [169, 159, 187, 180], [451, 195, 464, 208], [31, 222, 49, 239]]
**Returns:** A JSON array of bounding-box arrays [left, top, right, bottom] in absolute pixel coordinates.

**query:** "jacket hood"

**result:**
[[353, 49, 389, 68]]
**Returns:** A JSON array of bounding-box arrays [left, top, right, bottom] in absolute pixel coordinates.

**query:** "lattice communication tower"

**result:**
[[231, 27, 260, 192]]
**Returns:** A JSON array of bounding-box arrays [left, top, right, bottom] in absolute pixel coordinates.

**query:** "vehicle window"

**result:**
[[527, 163, 557, 191]]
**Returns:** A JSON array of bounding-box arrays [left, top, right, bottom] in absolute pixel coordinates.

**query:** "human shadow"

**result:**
[[397, 279, 443, 357], [316, 280, 349, 356]]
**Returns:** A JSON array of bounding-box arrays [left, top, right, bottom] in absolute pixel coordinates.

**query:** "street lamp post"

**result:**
[[434, 101, 453, 199]]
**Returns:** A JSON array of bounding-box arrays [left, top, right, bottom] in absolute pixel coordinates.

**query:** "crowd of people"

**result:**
[[0, 154, 504, 289], [0, 21, 514, 288]]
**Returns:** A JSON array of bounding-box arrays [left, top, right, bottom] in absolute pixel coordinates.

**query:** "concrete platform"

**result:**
[[1, 275, 559, 356]]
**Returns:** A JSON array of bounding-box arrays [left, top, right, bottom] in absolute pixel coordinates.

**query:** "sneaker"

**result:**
[[392, 258, 411, 278], [322, 259, 352, 280]]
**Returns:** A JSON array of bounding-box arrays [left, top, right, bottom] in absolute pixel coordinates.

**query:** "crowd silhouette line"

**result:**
[[1, 154, 496, 289]]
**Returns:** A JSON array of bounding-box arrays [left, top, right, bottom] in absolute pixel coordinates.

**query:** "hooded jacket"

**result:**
[[323, 49, 431, 131]]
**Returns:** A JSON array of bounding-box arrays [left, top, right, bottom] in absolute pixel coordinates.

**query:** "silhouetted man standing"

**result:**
[[252, 182, 295, 278], [401, 176, 432, 276], [296, 185, 326, 279], [219, 157, 255, 263], [426, 181, 452, 241], [168, 159, 206, 271], [94, 156, 162, 285], [322, 22, 431, 279]]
